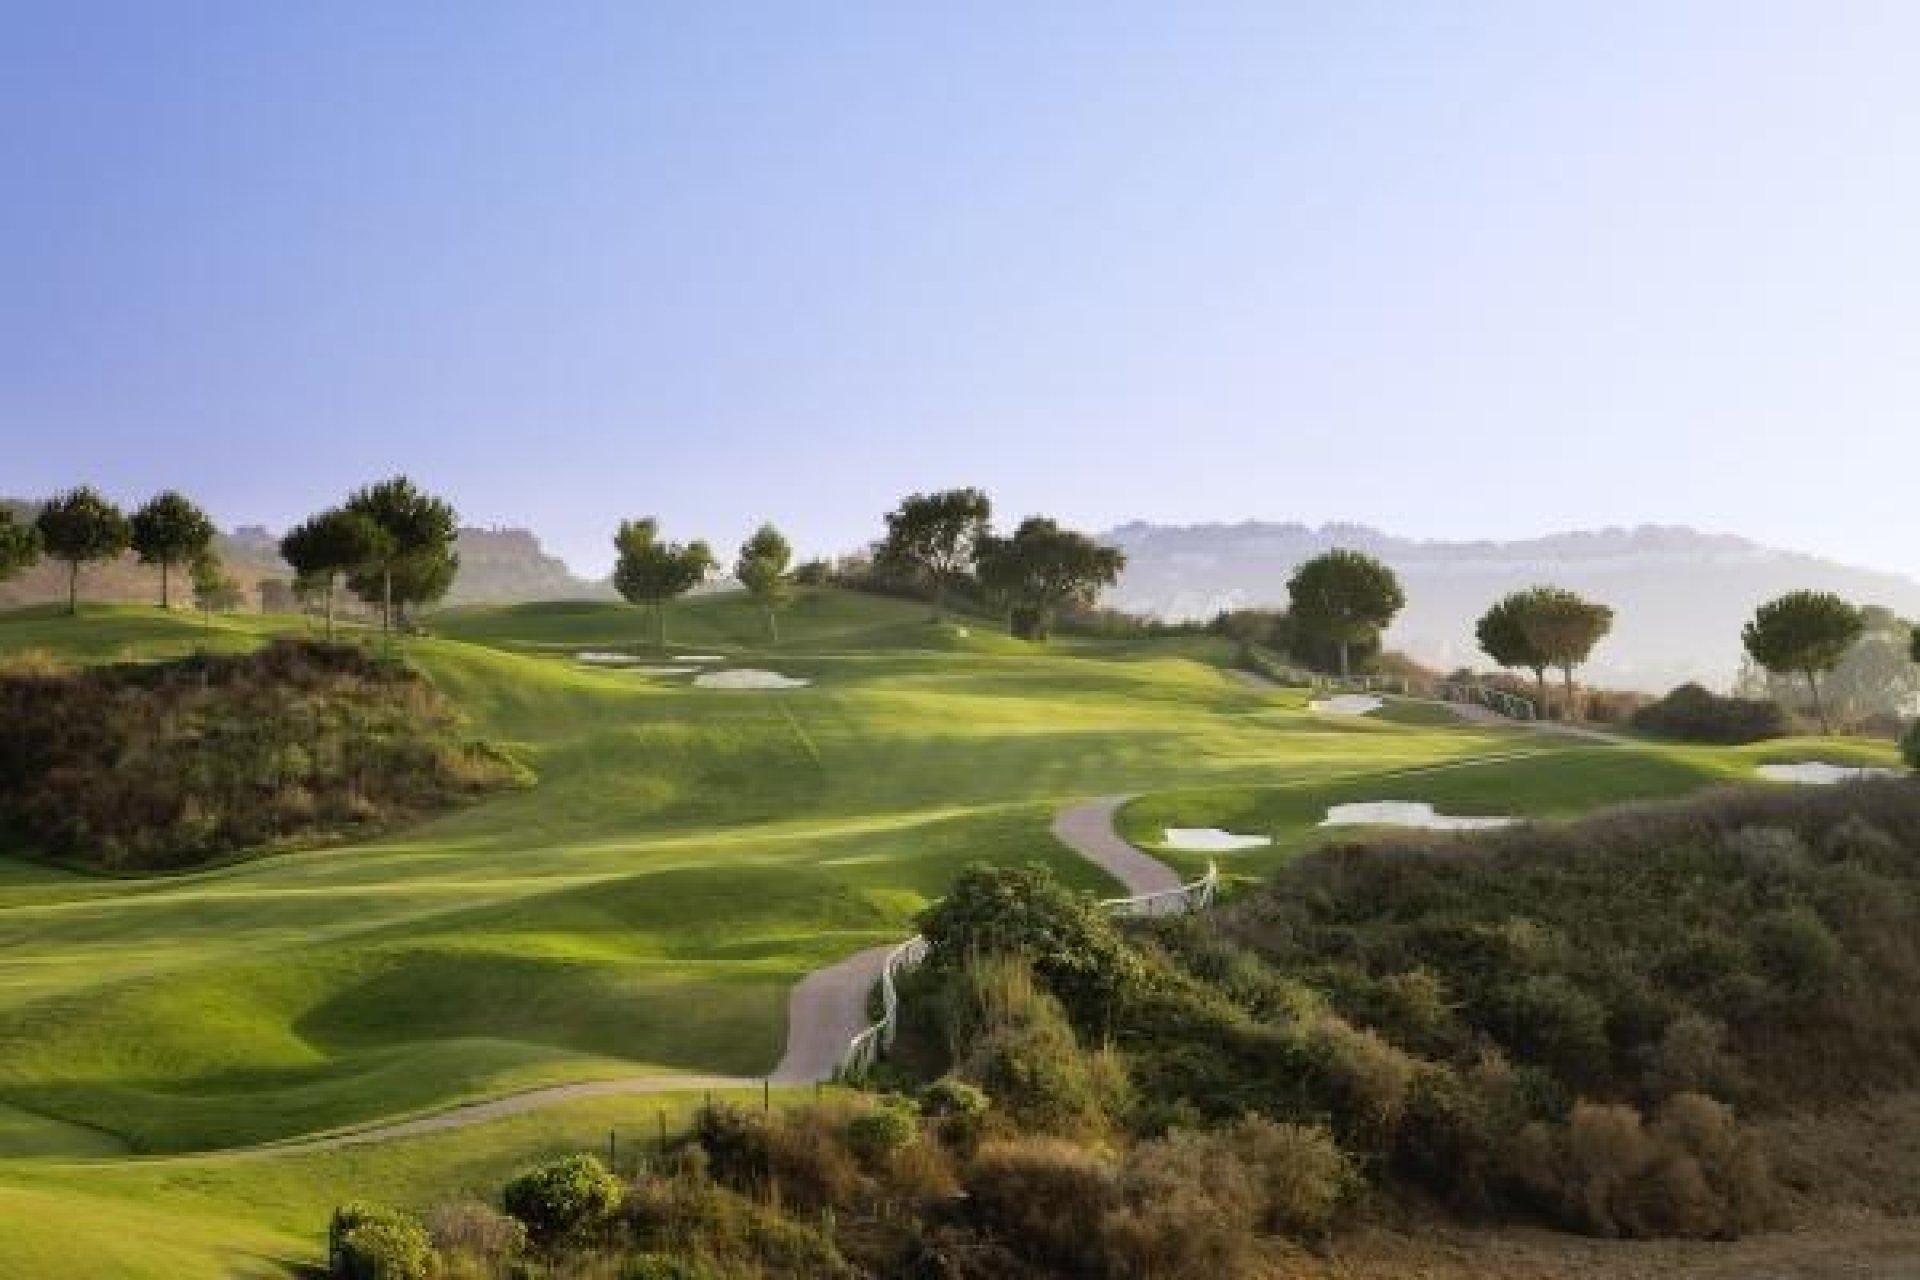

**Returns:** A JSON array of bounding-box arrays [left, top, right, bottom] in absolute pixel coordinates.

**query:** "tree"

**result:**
[[129, 491, 216, 610], [613, 518, 715, 647], [342, 477, 459, 632], [1476, 591, 1553, 715], [734, 523, 793, 642], [280, 508, 389, 640], [1286, 549, 1406, 678], [875, 488, 991, 620], [1818, 607, 1919, 729], [0, 508, 40, 584], [34, 487, 131, 615], [1742, 591, 1865, 735], [1516, 587, 1614, 723], [977, 517, 1126, 641], [189, 550, 243, 624]]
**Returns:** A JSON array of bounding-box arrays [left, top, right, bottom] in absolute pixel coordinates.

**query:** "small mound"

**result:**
[[1322, 801, 1516, 831], [1758, 761, 1905, 786], [1163, 827, 1270, 852], [694, 669, 811, 690], [1309, 693, 1384, 716]]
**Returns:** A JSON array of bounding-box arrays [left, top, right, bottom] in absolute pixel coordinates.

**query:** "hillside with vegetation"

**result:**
[[0, 637, 526, 871], [0, 480, 1914, 1278]]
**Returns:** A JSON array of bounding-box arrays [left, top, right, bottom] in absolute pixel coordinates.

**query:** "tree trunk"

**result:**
[[324, 575, 336, 641], [1806, 668, 1830, 735], [931, 576, 946, 623], [160, 562, 171, 611], [1533, 668, 1549, 721], [1337, 640, 1351, 679], [67, 561, 78, 615], [382, 568, 393, 633], [656, 601, 667, 649], [766, 606, 779, 644], [1562, 665, 1578, 723]]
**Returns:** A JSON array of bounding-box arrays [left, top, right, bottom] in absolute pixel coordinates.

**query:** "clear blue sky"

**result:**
[[5, 2, 1917, 578]]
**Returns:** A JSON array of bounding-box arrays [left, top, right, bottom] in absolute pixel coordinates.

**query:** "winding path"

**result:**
[[209, 802, 1170, 1159]]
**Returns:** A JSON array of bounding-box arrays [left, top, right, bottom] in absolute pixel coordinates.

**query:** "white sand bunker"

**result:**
[[694, 669, 811, 690], [575, 651, 639, 666], [1322, 801, 1518, 831], [1757, 762, 1905, 786], [1164, 827, 1271, 852], [673, 654, 725, 663], [1309, 694, 1385, 716], [628, 666, 699, 675]]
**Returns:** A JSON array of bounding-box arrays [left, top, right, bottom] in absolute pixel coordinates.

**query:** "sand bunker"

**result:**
[[694, 669, 811, 690], [673, 655, 725, 663], [629, 666, 699, 675], [1163, 827, 1271, 852], [1322, 801, 1517, 831], [575, 651, 639, 666], [1309, 694, 1385, 716], [1757, 762, 1905, 786]]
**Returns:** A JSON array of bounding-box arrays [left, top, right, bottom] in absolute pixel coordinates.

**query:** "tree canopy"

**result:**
[[0, 509, 40, 584], [613, 518, 715, 646], [1286, 549, 1406, 677], [342, 477, 459, 631], [34, 486, 131, 615], [1505, 586, 1614, 721], [130, 491, 217, 610], [975, 517, 1125, 641], [875, 488, 991, 619], [280, 508, 391, 638], [1742, 590, 1865, 734], [1475, 590, 1553, 712], [734, 523, 793, 641]]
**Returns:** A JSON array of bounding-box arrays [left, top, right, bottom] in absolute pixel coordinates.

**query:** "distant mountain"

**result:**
[[442, 527, 613, 604], [0, 500, 606, 609], [1102, 521, 1920, 692]]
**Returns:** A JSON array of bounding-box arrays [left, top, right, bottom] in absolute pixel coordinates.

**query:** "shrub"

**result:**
[[693, 1101, 865, 1211], [1103, 1128, 1262, 1278], [501, 1153, 624, 1250], [921, 1076, 989, 1120], [845, 1102, 918, 1168], [1904, 719, 1920, 770], [328, 1203, 430, 1280], [1632, 683, 1787, 744], [963, 1138, 1119, 1272], [946, 956, 1131, 1136], [424, 1200, 526, 1276], [918, 862, 1145, 1025]]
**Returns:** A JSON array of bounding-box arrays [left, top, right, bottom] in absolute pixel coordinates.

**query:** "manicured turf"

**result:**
[[0, 589, 1900, 1275]]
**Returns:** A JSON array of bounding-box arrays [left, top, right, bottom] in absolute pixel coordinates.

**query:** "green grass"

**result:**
[[0, 587, 1896, 1274]]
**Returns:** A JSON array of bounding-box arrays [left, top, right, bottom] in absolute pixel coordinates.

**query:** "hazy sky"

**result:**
[[6, 2, 1918, 578]]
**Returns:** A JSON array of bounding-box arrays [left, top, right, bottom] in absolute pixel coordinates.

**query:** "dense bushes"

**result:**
[[0, 638, 527, 869], [1632, 682, 1788, 743], [1905, 718, 1920, 769]]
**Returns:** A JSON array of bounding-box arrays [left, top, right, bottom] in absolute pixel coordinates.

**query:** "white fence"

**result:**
[[838, 862, 1220, 1079]]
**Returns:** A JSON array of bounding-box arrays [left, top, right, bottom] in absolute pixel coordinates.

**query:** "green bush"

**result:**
[[501, 1153, 624, 1249], [328, 1203, 430, 1280], [921, 1076, 989, 1119], [844, 1102, 918, 1168], [1903, 719, 1919, 770], [918, 862, 1145, 1025], [1632, 683, 1787, 744]]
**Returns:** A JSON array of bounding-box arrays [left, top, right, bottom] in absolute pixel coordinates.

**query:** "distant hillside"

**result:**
[[1103, 521, 1920, 691], [0, 500, 606, 609]]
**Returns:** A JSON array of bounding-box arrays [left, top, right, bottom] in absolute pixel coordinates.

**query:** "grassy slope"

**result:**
[[0, 590, 1895, 1275]]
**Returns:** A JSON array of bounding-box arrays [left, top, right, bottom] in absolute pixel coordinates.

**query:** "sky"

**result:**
[[5, 1, 1919, 579]]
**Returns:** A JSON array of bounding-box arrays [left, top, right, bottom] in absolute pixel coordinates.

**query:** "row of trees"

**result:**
[[0, 487, 225, 614], [874, 488, 1125, 640], [606, 490, 1127, 647]]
